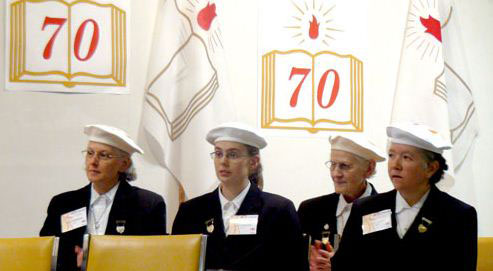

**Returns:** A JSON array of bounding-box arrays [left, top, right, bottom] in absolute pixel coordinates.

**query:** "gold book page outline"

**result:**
[[9, 0, 127, 88], [265, 49, 361, 61], [263, 125, 364, 133], [266, 50, 360, 125], [359, 60, 364, 130], [351, 58, 355, 127], [144, 0, 222, 141], [112, 6, 126, 85], [9, 3, 20, 81], [351, 58, 363, 130], [262, 53, 276, 127], [261, 49, 363, 132], [261, 55, 266, 126], [9, 2, 25, 81]]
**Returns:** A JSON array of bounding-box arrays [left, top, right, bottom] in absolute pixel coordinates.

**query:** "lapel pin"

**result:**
[[322, 224, 330, 246], [418, 217, 432, 233], [321, 231, 330, 246], [116, 220, 126, 234], [205, 218, 214, 233]]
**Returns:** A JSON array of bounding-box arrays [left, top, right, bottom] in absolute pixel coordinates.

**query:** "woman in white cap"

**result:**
[[332, 123, 477, 271], [40, 124, 166, 271], [298, 135, 385, 271], [172, 122, 307, 271]]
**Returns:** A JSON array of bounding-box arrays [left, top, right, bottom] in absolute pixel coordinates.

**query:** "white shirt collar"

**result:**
[[219, 181, 251, 211], [88, 182, 120, 235], [395, 189, 430, 214], [336, 182, 372, 217], [90, 181, 120, 205]]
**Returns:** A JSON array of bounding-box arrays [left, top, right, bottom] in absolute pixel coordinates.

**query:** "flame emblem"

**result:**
[[197, 2, 217, 31], [284, 1, 342, 46], [309, 15, 320, 39], [420, 15, 442, 42]]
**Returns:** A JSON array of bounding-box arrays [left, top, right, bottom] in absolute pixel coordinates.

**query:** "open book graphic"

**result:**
[[261, 50, 363, 133], [8, 0, 127, 88]]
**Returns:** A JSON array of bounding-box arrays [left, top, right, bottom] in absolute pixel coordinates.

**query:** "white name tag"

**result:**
[[61, 207, 87, 233], [362, 209, 392, 235], [227, 215, 258, 235]]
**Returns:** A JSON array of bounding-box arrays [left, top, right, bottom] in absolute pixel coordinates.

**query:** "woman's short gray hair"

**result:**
[[113, 148, 137, 182], [352, 154, 377, 178], [120, 162, 137, 181]]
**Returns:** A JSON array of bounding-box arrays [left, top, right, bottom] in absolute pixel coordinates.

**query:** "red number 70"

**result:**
[[42, 16, 100, 61], [288, 67, 340, 109]]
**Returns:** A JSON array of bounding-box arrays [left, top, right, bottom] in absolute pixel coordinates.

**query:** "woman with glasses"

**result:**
[[40, 124, 166, 271], [172, 122, 307, 271], [298, 135, 386, 271], [332, 123, 477, 271]]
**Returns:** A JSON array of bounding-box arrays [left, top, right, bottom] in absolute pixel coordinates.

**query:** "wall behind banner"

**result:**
[[0, 0, 492, 237]]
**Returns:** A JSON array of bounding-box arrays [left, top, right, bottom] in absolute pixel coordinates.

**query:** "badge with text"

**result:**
[[60, 207, 87, 233], [227, 215, 259, 235], [362, 209, 392, 235]]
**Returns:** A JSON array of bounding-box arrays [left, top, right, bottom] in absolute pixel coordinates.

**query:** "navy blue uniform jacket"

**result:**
[[332, 185, 477, 271], [297, 183, 377, 247], [40, 181, 167, 271], [172, 184, 307, 271]]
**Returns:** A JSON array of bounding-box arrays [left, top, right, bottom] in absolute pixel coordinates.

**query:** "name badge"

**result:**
[[227, 215, 258, 235], [362, 209, 392, 235], [61, 207, 87, 233]]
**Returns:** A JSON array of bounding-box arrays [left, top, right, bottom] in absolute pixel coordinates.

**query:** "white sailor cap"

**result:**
[[330, 135, 386, 162], [387, 122, 452, 154], [206, 122, 267, 149], [84, 124, 144, 155]]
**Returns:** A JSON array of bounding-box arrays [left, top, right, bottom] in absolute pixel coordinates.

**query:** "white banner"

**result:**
[[140, 0, 235, 200], [391, 0, 479, 187], [4, 0, 130, 94]]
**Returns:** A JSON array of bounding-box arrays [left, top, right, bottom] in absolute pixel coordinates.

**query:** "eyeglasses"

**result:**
[[82, 150, 126, 161], [324, 161, 354, 172], [210, 151, 249, 161]]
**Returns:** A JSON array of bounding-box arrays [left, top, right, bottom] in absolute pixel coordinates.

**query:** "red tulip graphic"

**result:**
[[420, 15, 442, 42], [197, 2, 217, 31]]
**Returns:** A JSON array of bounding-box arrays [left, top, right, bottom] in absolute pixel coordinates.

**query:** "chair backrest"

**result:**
[[0, 236, 59, 271], [81, 234, 207, 271], [478, 237, 493, 271]]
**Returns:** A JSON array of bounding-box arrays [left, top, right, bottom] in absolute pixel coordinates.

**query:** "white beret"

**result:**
[[84, 124, 144, 155], [387, 122, 452, 154], [206, 122, 267, 149], [330, 135, 386, 162]]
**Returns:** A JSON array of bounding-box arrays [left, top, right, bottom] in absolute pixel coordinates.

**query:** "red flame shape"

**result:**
[[197, 2, 217, 31], [309, 15, 319, 39], [420, 15, 442, 42]]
